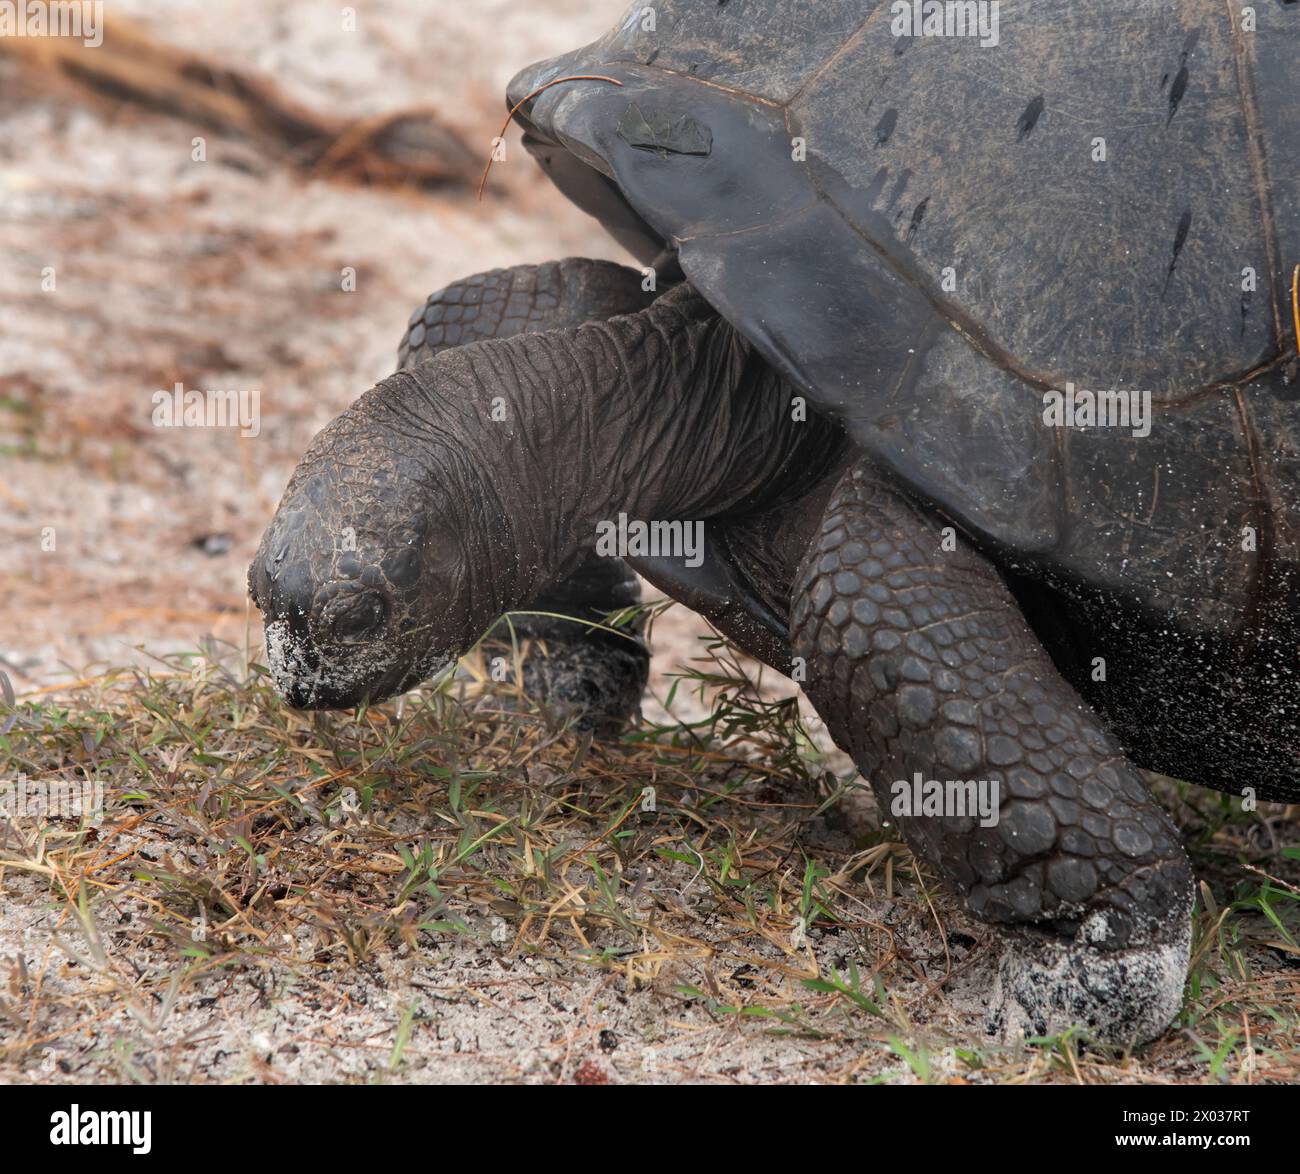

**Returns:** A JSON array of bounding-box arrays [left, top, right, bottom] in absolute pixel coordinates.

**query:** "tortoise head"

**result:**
[[248, 377, 493, 709]]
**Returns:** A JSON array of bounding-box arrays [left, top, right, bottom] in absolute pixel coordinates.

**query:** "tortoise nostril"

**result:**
[[323, 589, 389, 642]]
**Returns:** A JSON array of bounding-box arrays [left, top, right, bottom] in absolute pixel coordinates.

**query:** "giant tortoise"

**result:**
[[249, 0, 1300, 1044]]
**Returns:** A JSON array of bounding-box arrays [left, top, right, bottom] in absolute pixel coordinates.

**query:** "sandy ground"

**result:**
[[1, 0, 646, 685]]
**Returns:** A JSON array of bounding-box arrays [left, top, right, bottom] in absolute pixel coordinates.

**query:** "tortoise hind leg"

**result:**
[[399, 260, 654, 730], [790, 459, 1194, 1045]]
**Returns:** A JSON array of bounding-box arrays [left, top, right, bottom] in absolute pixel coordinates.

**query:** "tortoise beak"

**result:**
[[262, 615, 451, 710]]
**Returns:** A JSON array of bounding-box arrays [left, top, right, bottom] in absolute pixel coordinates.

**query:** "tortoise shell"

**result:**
[[509, 0, 1300, 636]]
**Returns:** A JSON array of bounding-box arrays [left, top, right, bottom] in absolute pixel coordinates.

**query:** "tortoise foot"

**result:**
[[792, 458, 1196, 1044], [509, 625, 648, 735], [987, 904, 1192, 1046]]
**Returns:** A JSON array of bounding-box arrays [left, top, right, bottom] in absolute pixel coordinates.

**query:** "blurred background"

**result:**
[[1, 0, 718, 694]]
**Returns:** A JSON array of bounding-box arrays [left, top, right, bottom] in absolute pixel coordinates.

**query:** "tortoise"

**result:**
[[249, 0, 1300, 1044]]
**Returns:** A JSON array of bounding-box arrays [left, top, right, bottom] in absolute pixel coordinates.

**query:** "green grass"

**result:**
[[0, 637, 1297, 1083]]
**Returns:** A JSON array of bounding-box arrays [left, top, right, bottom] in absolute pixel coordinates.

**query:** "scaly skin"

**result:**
[[790, 460, 1194, 1043], [398, 259, 658, 366], [398, 260, 655, 730]]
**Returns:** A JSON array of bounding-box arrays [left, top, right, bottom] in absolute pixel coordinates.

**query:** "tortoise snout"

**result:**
[[248, 508, 315, 615]]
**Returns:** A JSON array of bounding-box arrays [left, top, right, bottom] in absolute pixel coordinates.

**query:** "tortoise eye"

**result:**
[[323, 590, 388, 642]]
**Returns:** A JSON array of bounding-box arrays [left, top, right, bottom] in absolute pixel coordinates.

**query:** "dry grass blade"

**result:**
[[477, 75, 624, 201], [0, 14, 479, 188]]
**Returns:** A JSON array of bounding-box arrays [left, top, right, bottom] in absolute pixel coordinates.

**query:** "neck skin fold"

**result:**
[[368, 285, 837, 622]]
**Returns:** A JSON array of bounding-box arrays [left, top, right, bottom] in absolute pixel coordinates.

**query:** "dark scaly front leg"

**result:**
[[397, 259, 656, 730], [791, 459, 1194, 1045]]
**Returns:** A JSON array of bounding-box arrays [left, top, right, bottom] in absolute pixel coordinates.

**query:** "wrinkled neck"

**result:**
[[389, 285, 834, 612]]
